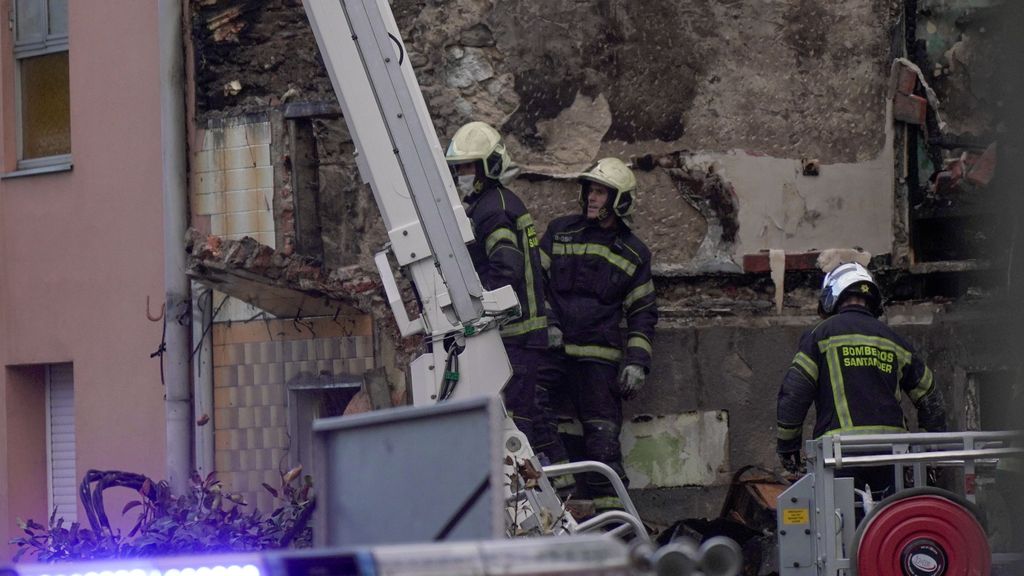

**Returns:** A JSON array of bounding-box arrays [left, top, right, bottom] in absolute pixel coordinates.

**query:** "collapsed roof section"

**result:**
[[184, 228, 380, 319]]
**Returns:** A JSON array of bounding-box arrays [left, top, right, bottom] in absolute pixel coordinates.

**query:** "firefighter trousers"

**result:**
[[504, 344, 545, 452], [536, 351, 628, 510]]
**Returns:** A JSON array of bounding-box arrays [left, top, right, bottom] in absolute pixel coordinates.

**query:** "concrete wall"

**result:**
[[0, 1, 167, 556], [626, 305, 1011, 523]]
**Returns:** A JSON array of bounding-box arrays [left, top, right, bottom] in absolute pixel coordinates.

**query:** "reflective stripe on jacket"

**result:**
[[540, 214, 657, 370], [776, 306, 946, 453], [465, 183, 548, 349]]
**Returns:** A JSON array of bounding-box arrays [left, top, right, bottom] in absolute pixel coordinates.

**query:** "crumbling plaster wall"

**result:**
[[193, 0, 902, 272], [631, 305, 1013, 522]]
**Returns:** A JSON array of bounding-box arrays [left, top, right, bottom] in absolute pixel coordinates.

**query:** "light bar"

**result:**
[[7, 556, 265, 576]]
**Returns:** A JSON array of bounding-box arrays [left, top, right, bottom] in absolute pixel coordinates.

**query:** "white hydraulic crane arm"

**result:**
[[301, 0, 653, 542], [303, 0, 519, 404]]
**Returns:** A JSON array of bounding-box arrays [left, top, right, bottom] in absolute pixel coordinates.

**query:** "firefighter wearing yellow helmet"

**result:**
[[577, 157, 639, 224], [444, 121, 552, 455], [445, 121, 514, 196], [535, 158, 658, 511]]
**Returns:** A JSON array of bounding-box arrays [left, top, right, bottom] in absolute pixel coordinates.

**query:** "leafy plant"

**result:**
[[10, 467, 314, 563]]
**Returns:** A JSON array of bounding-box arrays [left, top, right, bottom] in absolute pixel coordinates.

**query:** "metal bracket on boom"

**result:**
[[374, 248, 425, 337]]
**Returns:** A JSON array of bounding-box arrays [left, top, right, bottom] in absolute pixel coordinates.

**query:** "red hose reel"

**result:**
[[855, 490, 990, 576]]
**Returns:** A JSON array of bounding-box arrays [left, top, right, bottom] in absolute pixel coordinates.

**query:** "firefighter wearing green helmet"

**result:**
[[445, 121, 551, 451], [536, 157, 658, 513]]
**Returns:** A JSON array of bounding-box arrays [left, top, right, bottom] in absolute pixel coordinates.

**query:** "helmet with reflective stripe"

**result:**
[[445, 121, 511, 181], [578, 157, 638, 222], [818, 262, 882, 317]]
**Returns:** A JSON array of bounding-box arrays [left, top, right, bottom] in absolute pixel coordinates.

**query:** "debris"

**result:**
[[896, 65, 918, 94], [207, 6, 247, 43], [894, 92, 928, 125], [280, 87, 299, 103], [801, 158, 820, 176], [892, 58, 947, 132], [817, 247, 871, 274], [929, 142, 998, 195], [223, 80, 242, 97], [965, 142, 997, 187]]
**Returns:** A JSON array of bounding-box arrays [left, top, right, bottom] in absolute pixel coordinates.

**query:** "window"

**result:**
[[13, 0, 70, 169], [288, 376, 361, 474], [46, 363, 76, 522]]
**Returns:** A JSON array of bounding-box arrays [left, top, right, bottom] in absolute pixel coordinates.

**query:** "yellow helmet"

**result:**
[[578, 157, 638, 219], [445, 121, 512, 181]]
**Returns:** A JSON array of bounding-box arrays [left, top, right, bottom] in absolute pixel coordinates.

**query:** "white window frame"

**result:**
[[45, 363, 76, 523], [12, 0, 70, 171]]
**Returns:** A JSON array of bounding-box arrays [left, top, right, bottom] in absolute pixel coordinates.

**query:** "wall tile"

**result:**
[[194, 192, 225, 216], [213, 387, 237, 408], [214, 408, 236, 430]]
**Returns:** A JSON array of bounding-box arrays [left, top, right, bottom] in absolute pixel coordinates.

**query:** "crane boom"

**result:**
[[303, 0, 518, 404]]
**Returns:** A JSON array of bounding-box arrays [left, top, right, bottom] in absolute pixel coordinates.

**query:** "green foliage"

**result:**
[[10, 468, 314, 563]]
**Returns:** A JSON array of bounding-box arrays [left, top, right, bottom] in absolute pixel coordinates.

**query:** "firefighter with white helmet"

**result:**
[[776, 262, 947, 497], [536, 157, 658, 512], [445, 121, 550, 449]]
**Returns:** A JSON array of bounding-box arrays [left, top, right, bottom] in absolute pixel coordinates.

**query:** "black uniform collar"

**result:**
[[838, 305, 874, 317]]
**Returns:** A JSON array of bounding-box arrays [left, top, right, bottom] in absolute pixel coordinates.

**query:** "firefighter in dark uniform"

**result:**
[[776, 262, 947, 498], [445, 121, 550, 446], [537, 157, 658, 513]]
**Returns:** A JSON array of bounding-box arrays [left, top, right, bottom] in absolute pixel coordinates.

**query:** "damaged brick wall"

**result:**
[[897, 0, 1020, 269], [190, 0, 903, 277], [186, 0, 1020, 521]]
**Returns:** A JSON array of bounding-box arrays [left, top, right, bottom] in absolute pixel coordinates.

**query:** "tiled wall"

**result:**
[[194, 118, 275, 248], [212, 314, 374, 512], [193, 116, 279, 322]]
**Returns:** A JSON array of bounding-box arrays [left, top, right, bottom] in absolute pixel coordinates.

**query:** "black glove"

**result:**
[[779, 451, 803, 474]]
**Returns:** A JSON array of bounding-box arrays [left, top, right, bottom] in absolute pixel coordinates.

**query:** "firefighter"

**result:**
[[445, 121, 550, 447], [537, 157, 658, 513], [776, 262, 947, 498]]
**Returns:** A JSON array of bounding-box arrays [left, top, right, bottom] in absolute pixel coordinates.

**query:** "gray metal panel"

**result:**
[[313, 397, 504, 546], [833, 477, 855, 571], [778, 474, 817, 576]]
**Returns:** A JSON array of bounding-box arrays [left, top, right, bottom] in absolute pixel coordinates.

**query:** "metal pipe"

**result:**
[[573, 511, 647, 542], [158, 0, 191, 495], [543, 461, 643, 523], [191, 283, 213, 478], [824, 446, 1023, 468], [827, 431, 1022, 445]]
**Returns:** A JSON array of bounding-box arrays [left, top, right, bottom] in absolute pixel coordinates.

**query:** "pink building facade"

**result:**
[[0, 1, 170, 556]]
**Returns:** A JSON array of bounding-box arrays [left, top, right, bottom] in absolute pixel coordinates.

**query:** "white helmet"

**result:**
[[578, 157, 638, 223], [818, 262, 882, 317], [445, 121, 512, 181]]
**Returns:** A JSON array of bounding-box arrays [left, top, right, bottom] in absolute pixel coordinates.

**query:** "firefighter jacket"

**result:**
[[776, 306, 947, 454], [465, 183, 548, 349], [540, 215, 657, 371]]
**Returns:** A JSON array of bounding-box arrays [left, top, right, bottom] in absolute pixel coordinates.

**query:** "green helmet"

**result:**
[[445, 121, 512, 181], [578, 157, 638, 220]]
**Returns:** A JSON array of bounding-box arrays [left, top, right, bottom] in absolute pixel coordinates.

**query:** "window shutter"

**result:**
[[47, 363, 76, 523]]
